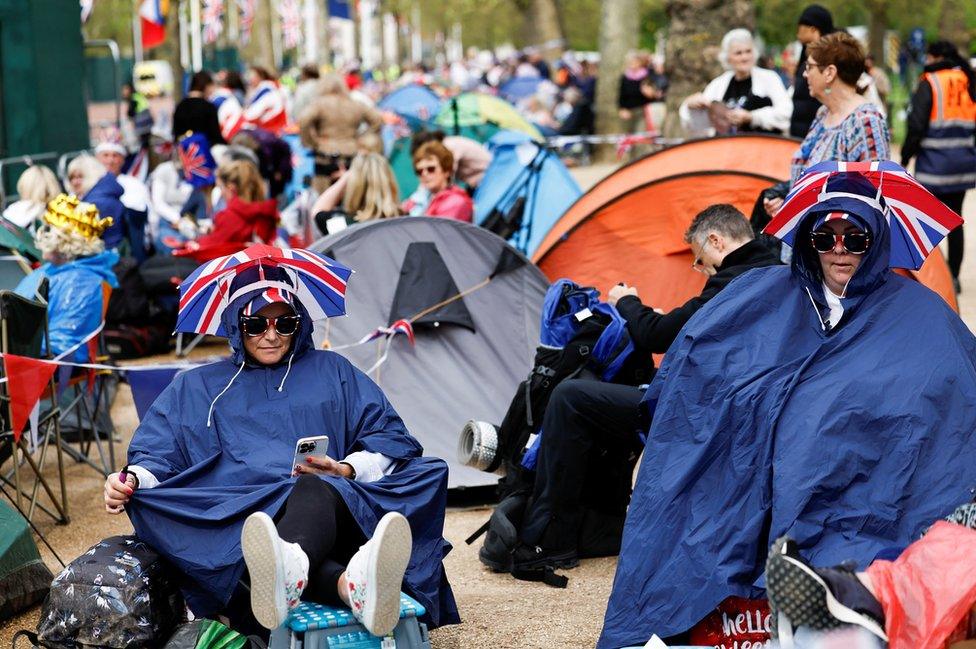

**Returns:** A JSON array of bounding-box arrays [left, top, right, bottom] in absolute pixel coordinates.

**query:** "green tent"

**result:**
[[434, 93, 543, 142], [0, 500, 53, 622]]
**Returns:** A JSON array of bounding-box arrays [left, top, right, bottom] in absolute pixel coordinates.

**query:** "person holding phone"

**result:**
[[103, 264, 459, 639]]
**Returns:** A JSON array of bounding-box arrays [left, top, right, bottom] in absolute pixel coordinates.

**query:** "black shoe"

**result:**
[[953, 277, 962, 294], [766, 537, 887, 644], [511, 543, 579, 571]]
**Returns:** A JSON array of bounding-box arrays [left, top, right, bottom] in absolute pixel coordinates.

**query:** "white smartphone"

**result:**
[[291, 435, 330, 476]]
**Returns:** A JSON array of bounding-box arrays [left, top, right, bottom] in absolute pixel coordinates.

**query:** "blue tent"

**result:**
[[474, 131, 581, 256], [499, 77, 543, 103], [281, 132, 314, 203], [378, 85, 443, 127]]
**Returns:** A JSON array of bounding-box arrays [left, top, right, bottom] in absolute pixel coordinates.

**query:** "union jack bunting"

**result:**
[[237, 0, 256, 45], [176, 244, 353, 336], [279, 0, 302, 49], [177, 133, 216, 188], [764, 161, 964, 270], [202, 0, 224, 44]]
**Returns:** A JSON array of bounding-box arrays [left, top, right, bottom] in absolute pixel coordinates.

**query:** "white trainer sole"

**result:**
[[360, 512, 412, 637], [241, 512, 287, 630]]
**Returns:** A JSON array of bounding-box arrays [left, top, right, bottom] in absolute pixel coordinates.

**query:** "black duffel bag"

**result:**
[[36, 536, 185, 649]]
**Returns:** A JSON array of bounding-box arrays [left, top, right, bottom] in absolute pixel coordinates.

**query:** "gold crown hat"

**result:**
[[42, 194, 113, 241]]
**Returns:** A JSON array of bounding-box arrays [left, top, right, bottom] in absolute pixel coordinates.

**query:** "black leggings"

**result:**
[[939, 191, 967, 279], [224, 475, 366, 634]]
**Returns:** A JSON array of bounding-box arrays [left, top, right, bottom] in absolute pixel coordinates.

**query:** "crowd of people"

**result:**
[[2, 3, 976, 648]]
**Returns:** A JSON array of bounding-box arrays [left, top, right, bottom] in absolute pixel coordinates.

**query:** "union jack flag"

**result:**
[[177, 133, 216, 188], [202, 0, 224, 44], [764, 161, 964, 270], [237, 0, 255, 45], [176, 244, 353, 336], [278, 0, 301, 49]]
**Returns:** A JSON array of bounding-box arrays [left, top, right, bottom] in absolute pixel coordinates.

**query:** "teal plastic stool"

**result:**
[[268, 593, 430, 649]]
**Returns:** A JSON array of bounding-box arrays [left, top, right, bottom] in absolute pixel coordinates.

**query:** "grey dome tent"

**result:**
[[310, 217, 548, 488]]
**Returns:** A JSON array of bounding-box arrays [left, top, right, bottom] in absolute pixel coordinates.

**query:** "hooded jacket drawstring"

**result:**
[[277, 352, 295, 392], [207, 359, 246, 427]]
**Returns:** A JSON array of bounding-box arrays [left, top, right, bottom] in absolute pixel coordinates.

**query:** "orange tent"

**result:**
[[535, 134, 959, 313], [533, 134, 799, 262], [536, 171, 778, 312]]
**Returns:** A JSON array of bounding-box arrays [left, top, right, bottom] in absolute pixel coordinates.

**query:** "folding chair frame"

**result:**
[[0, 292, 70, 524], [55, 281, 117, 477]]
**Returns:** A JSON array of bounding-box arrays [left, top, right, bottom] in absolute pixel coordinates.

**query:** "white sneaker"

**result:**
[[344, 512, 412, 637], [241, 512, 310, 629]]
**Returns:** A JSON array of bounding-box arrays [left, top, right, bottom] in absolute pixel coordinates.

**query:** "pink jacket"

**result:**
[[425, 185, 473, 222]]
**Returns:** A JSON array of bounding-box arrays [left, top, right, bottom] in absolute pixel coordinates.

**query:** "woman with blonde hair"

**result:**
[[310, 153, 401, 235], [2, 165, 62, 231], [182, 160, 278, 252]]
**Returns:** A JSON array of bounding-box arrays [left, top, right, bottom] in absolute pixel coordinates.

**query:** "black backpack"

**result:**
[[35, 536, 185, 649]]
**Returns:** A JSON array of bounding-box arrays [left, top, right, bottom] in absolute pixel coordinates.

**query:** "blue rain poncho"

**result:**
[[125, 289, 460, 628], [598, 179, 976, 647], [15, 250, 119, 363]]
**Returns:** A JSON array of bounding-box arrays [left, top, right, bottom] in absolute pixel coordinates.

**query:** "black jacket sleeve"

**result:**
[[615, 292, 711, 354], [901, 81, 932, 166]]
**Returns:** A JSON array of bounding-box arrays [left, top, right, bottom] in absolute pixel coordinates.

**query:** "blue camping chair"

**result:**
[[474, 131, 582, 256]]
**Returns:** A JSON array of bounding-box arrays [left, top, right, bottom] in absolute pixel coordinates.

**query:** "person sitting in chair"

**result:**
[[15, 194, 118, 363], [103, 264, 459, 638], [512, 204, 779, 575]]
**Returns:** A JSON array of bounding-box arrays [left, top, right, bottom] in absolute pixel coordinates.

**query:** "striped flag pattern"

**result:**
[[764, 160, 964, 270], [177, 244, 353, 336]]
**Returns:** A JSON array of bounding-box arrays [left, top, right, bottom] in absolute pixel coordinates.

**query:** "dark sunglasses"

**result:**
[[239, 314, 301, 337], [810, 231, 871, 255], [415, 164, 439, 176]]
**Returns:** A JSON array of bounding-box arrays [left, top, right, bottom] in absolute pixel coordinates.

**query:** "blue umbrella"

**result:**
[[176, 244, 353, 336], [378, 85, 443, 124], [498, 77, 543, 103]]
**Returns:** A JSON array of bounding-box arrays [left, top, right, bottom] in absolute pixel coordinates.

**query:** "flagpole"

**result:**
[[133, 1, 144, 63]]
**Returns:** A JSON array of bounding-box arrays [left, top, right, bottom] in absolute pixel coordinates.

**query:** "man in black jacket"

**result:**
[[790, 5, 835, 138], [514, 204, 780, 574]]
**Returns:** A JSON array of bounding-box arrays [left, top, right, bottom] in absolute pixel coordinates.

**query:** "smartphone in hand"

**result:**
[[291, 435, 330, 476]]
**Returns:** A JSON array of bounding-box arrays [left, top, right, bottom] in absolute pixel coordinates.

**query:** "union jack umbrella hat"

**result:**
[[763, 161, 964, 270], [175, 243, 353, 336]]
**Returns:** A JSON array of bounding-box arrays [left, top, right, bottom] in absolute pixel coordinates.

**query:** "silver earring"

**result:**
[[824, 85, 832, 95]]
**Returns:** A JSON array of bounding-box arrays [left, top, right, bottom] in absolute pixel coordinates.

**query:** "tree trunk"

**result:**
[[864, 0, 887, 65], [518, 0, 563, 53], [593, 0, 638, 162], [242, 0, 275, 70], [662, 0, 754, 137], [164, 0, 184, 100]]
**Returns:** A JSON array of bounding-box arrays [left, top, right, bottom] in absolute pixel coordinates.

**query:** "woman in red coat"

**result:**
[[186, 160, 278, 253], [401, 141, 473, 222]]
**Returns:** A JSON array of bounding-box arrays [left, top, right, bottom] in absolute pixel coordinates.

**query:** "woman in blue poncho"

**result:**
[[102, 265, 459, 637], [598, 171, 976, 648]]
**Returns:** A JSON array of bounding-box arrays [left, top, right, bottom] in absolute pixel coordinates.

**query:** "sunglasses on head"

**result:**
[[810, 231, 871, 254], [415, 164, 439, 176], [239, 314, 301, 337]]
